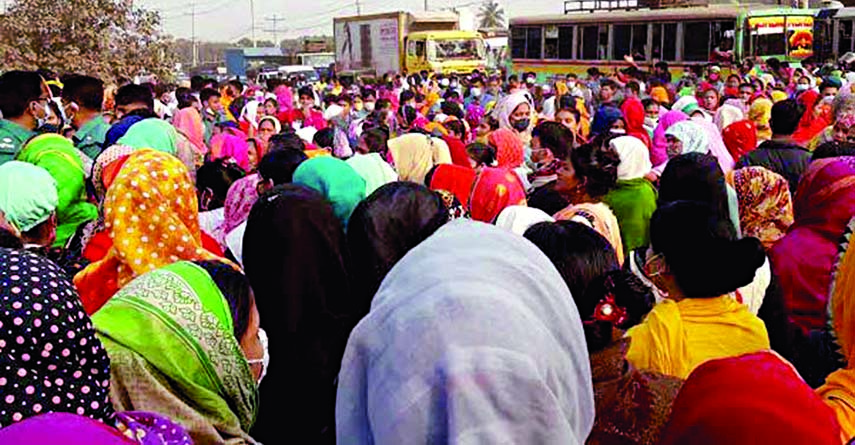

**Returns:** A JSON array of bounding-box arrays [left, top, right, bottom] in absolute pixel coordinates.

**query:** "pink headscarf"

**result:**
[[652, 110, 688, 167], [172, 107, 207, 156], [694, 119, 735, 175], [212, 173, 260, 246], [274, 84, 293, 115], [210, 131, 250, 171], [489, 128, 525, 169]]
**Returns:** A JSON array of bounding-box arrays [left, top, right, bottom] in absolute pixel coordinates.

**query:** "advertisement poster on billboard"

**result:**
[[335, 18, 400, 74]]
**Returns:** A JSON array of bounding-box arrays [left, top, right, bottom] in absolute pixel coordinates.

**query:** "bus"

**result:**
[[814, 6, 855, 62], [509, 4, 816, 79]]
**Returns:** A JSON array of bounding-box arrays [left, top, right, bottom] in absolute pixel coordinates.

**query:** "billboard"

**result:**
[[335, 18, 400, 74]]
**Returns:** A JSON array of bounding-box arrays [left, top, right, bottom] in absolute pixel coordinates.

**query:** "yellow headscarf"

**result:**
[[388, 133, 452, 184], [748, 98, 773, 142], [817, 218, 855, 442]]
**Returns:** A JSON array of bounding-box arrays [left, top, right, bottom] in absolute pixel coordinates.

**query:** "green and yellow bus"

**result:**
[[509, 4, 816, 78]]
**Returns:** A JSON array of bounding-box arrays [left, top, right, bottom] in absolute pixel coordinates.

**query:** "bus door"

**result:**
[[406, 38, 428, 72]]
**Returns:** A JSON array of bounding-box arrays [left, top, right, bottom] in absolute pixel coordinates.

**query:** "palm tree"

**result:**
[[478, 0, 505, 29]]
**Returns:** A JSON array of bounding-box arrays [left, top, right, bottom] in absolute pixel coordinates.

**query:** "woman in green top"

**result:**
[[602, 135, 658, 255], [93, 261, 265, 445], [18, 133, 98, 247]]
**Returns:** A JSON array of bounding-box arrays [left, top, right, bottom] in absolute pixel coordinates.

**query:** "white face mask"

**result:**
[[796, 84, 810, 92], [440, 78, 450, 87], [471, 87, 482, 97], [35, 100, 51, 128], [364, 101, 375, 112], [247, 328, 270, 386], [644, 116, 659, 128]]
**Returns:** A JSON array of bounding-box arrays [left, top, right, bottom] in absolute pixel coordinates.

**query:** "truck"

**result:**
[[333, 11, 487, 76]]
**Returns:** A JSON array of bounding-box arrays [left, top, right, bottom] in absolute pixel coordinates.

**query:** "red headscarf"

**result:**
[[442, 135, 471, 167], [468, 167, 527, 222], [792, 90, 831, 146], [621, 97, 652, 148], [429, 164, 477, 206], [660, 352, 841, 445], [488, 128, 525, 169], [721, 120, 758, 161]]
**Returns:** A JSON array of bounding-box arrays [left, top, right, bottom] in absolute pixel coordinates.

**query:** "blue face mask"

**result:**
[[512, 118, 530, 132]]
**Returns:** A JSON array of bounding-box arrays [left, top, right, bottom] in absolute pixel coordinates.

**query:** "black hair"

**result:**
[[115, 84, 154, 111], [312, 127, 335, 149], [766, 57, 781, 71], [296, 86, 313, 100], [268, 132, 305, 153], [399, 105, 417, 128], [440, 101, 464, 120], [641, 98, 659, 109], [360, 127, 388, 154], [658, 152, 735, 239], [655, 61, 669, 71], [175, 87, 196, 109], [820, 79, 841, 93], [61, 75, 104, 111], [0, 228, 23, 249], [626, 80, 641, 95], [257, 148, 308, 185], [444, 120, 465, 139], [200, 88, 220, 104], [337, 94, 353, 105], [466, 142, 495, 166], [190, 75, 206, 92], [193, 260, 254, 340], [532, 121, 574, 160], [195, 160, 246, 210], [480, 115, 499, 131], [227, 79, 243, 94], [770, 99, 804, 136], [399, 90, 415, 105], [153, 83, 172, 98], [812, 141, 855, 161], [600, 79, 618, 90], [264, 97, 278, 109], [651, 200, 765, 299], [569, 138, 620, 198], [376, 98, 392, 111], [0, 71, 43, 118], [524, 221, 653, 351], [739, 82, 755, 91]]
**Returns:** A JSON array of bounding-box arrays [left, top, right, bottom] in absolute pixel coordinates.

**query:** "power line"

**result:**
[[264, 14, 286, 47]]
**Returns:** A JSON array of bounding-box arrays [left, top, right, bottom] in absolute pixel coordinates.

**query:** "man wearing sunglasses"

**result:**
[[0, 71, 52, 165]]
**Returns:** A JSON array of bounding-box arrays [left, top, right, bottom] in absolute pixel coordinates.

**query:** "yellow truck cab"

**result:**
[[405, 30, 487, 74]]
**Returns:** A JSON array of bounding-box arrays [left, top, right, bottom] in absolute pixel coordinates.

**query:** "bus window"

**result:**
[[683, 22, 711, 61], [527, 27, 543, 58], [787, 16, 813, 58], [651, 23, 677, 61], [711, 20, 735, 63], [559, 26, 573, 59], [748, 17, 785, 58], [633, 24, 647, 61], [614, 24, 632, 60], [580, 25, 599, 59], [840, 20, 855, 56], [510, 26, 542, 59], [545, 25, 559, 59]]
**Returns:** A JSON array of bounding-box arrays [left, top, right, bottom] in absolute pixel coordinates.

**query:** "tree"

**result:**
[[0, 0, 176, 83], [234, 38, 276, 48], [478, 0, 506, 29]]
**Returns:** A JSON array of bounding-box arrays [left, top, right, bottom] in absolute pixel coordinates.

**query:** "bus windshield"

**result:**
[[747, 16, 814, 59], [429, 39, 485, 61]]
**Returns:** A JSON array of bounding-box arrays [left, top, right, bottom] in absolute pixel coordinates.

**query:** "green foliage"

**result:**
[[478, 0, 506, 29]]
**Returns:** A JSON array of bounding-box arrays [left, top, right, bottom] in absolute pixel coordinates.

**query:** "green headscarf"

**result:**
[[18, 134, 98, 246], [602, 177, 658, 255], [93, 261, 258, 442], [293, 156, 366, 228], [116, 118, 178, 155], [0, 160, 58, 235]]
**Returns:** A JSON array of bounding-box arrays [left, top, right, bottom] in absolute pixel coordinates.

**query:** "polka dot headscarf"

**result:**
[[0, 248, 114, 427]]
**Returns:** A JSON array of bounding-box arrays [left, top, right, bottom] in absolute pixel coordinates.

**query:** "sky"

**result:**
[[139, 0, 560, 42]]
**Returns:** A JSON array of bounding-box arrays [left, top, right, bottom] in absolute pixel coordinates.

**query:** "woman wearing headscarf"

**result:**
[[793, 93, 833, 147], [714, 103, 744, 132], [387, 133, 452, 184], [17, 134, 98, 247], [626, 201, 770, 379], [818, 222, 855, 441], [694, 118, 736, 174], [621, 96, 652, 148], [495, 205, 555, 235], [651, 110, 688, 168], [494, 90, 535, 144], [664, 120, 709, 156], [242, 184, 355, 444], [524, 221, 680, 445], [428, 163, 477, 205], [468, 166, 528, 223], [347, 182, 449, 312], [94, 261, 262, 444], [553, 139, 625, 264], [74, 150, 227, 315], [172, 105, 208, 157], [292, 156, 366, 229], [661, 352, 841, 445], [211, 173, 260, 262], [488, 127, 525, 169], [748, 97, 774, 142], [210, 130, 251, 172], [601, 136, 656, 255], [116, 118, 178, 155], [727, 167, 793, 250], [722, 120, 758, 161], [0, 249, 193, 445], [770, 157, 855, 333], [336, 221, 595, 445]]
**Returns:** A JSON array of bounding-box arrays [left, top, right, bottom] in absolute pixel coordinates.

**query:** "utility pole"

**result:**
[[424, 0, 428, 11], [190, 2, 198, 68], [355, 0, 362, 15], [264, 15, 286, 48], [249, 0, 257, 47]]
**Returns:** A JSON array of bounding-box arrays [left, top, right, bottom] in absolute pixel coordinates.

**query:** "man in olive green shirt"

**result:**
[[62, 75, 109, 160], [0, 71, 50, 165]]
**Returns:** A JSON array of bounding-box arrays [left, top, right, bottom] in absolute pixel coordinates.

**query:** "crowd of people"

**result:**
[[0, 55, 855, 444]]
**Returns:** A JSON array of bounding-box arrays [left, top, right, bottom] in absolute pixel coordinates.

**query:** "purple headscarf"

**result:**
[[652, 110, 689, 167]]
